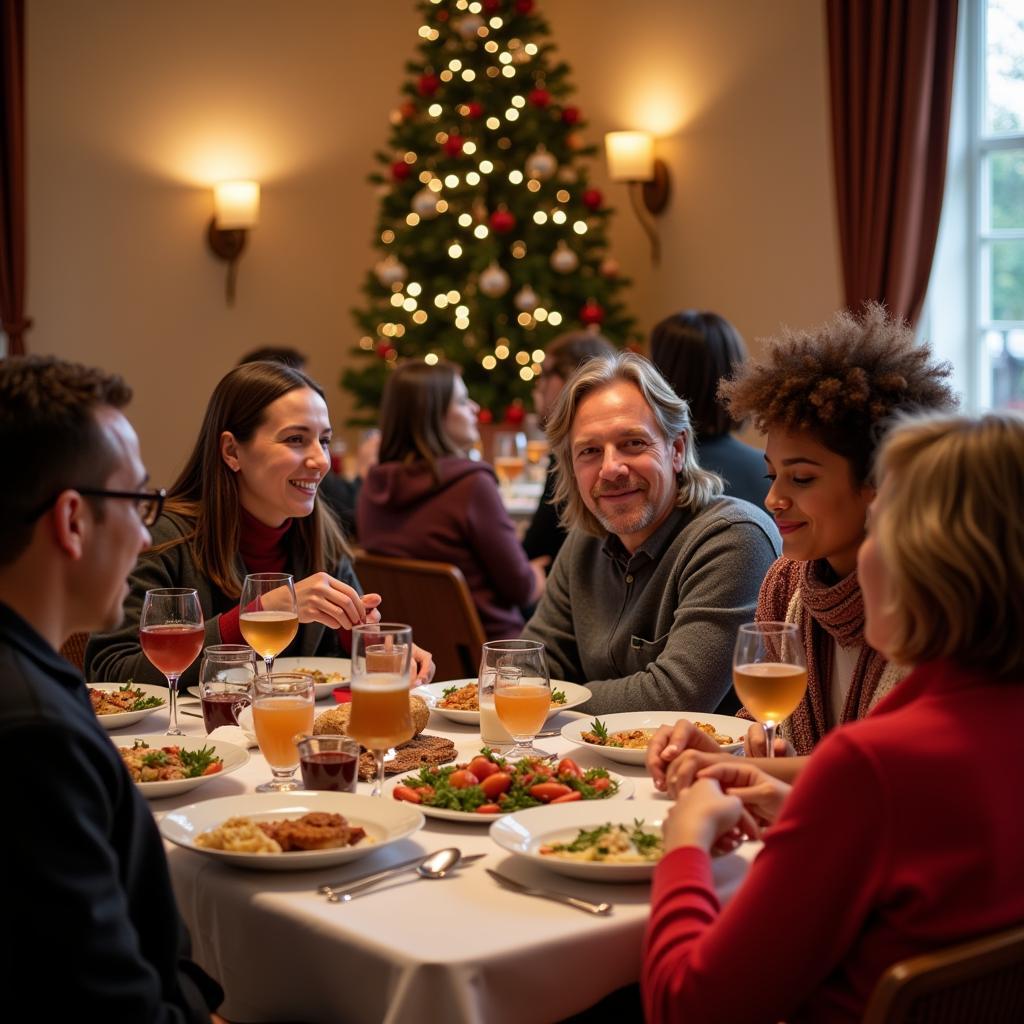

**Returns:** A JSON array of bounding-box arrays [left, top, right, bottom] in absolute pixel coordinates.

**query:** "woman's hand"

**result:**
[[263, 573, 381, 631], [744, 722, 796, 758], [411, 644, 435, 685], [647, 719, 726, 792], [695, 760, 791, 828], [662, 778, 754, 854]]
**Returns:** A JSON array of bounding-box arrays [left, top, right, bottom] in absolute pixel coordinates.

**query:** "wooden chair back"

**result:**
[[863, 922, 1024, 1023], [353, 551, 487, 682]]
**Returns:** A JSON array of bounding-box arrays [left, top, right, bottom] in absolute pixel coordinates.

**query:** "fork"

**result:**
[[486, 868, 613, 915]]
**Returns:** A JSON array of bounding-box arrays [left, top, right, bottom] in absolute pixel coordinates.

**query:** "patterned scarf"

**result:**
[[754, 559, 903, 754]]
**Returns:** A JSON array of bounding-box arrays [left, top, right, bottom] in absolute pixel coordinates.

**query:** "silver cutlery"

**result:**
[[321, 849, 485, 903], [180, 709, 203, 719], [485, 868, 613, 916]]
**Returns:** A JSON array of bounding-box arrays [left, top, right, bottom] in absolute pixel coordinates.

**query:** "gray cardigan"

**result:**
[[521, 497, 780, 714], [84, 512, 361, 687]]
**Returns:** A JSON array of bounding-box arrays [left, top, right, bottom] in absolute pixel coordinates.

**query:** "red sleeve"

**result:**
[[642, 732, 889, 1024], [217, 606, 244, 645]]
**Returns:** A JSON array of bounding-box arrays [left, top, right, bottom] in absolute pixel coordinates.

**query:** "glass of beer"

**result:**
[[348, 624, 414, 797], [493, 431, 527, 494], [732, 622, 807, 758], [239, 572, 299, 673], [198, 644, 255, 733], [252, 671, 315, 792], [140, 587, 205, 737], [489, 639, 551, 761]]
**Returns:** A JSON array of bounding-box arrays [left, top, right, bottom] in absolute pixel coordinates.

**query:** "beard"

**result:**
[[589, 477, 660, 537]]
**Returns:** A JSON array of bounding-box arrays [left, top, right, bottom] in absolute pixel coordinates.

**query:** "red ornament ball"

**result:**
[[582, 188, 603, 210], [528, 88, 550, 108], [489, 208, 516, 234], [515, 0, 534, 12], [504, 400, 526, 426], [376, 342, 396, 360], [579, 300, 605, 326], [435, 8, 450, 21], [483, 0, 502, 12], [417, 73, 440, 97], [391, 161, 411, 182], [399, 101, 417, 121], [478, 407, 494, 425], [443, 134, 465, 157], [466, 101, 484, 119], [561, 105, 580, 125]]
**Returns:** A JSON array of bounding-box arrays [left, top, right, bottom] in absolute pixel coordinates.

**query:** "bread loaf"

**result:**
[[313, 694, 430, 737]]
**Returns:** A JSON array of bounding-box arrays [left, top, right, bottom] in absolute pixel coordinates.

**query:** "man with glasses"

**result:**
[[0, 356, 224, 1020]]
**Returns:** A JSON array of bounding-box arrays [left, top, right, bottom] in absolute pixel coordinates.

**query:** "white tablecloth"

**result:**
[[113, 700, 758, 1024]]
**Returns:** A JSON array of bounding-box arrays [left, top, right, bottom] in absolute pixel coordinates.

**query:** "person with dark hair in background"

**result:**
[[359, 360, 546, 640], [650, 310, 767, 508], [523, 330, 615, 568], [237, 347, 379, 539], [0, 355, 225, 1021]]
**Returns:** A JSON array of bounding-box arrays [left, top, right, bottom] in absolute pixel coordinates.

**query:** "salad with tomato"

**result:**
[[392, 749, 619, 815]]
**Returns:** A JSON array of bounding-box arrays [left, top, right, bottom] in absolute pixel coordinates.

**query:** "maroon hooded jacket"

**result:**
[[357, 455, 536, 640]]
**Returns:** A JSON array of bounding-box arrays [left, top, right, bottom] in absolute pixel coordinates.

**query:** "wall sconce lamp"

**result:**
[[206, 180, 260, 306], [604, 131, 671, 264]]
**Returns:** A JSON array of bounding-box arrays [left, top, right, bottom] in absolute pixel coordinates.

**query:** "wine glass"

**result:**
[[488, 639, 551, 761], [198, 644, 255, 734], [140, 587, 205, 736], [347, 624, 414, 797], [731, 622, 808, 758], [239, 572, 299, 673], [493, 431, 527, 495], [251, 671, 315, 792]]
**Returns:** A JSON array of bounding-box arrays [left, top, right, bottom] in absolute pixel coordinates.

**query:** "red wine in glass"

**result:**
[[300, 751, 359, 792], [140, 624, 205, 675], [140, 588, 204, 736], [200, 691, 251, 732]]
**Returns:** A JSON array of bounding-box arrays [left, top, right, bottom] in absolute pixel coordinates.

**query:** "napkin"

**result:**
[[332, 687, 352, 704], [207, 705, 259, 749]]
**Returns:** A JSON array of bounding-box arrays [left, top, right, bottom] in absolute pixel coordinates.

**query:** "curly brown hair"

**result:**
[[719, 303, 957, 483]]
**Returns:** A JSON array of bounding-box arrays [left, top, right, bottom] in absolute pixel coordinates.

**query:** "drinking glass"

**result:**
[[732, 622, 808, 758], [525, 427, 550, 484], [493, 431, 527, 493], [252, 672, 315, 792], [198, 644, 255, 733], [484, 639, 551, 760], [347, 624, 414, 797], [297, 734, 360, 792], [140, 587, 204, 736], [239, 572, 299, 673]]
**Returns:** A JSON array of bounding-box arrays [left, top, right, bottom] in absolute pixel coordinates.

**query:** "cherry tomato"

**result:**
[[393, 785, 422, 804], [475, 803, 501, 814], [556, 758, 583, 779], [449, 769, 480, 789], [203, 763, 223, 776], [529, 782, 573, 802], [519, 773, 535, 787], [468, 756, 500, 780], [550, 791, 583, 803], [589, 776, 611, 792], [481, 772, 513, 799]]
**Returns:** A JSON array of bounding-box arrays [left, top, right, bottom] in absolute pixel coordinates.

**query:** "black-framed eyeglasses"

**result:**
[[26, 487, 166, 527]]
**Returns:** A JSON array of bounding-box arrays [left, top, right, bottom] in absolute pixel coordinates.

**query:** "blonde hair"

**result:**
[[873, 411, 1024, 677], [546, 351, 723, 536]]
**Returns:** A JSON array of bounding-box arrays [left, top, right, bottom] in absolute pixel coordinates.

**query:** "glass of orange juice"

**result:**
[[732, 622, 807, 758], [252, 671, 315, 791], [348, 624, 414, 797], [489, 639, 551, 761]]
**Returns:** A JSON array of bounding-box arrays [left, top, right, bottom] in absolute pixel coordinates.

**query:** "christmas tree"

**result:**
[[344, 0, 636, 425]]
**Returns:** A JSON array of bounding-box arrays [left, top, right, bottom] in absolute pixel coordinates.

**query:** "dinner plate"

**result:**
[[272, 656, 353, 700], [490, 797, 672, 882], [414, 679, 591, 725], [560, 710, 747, 765], [159, 791, 424, 871], [113, 733, 250, 799], [88, 683, 167, 730], [384, 769, 633, 824]]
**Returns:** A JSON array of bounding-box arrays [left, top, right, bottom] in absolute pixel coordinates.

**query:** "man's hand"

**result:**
[[647, 719, 725, 792]]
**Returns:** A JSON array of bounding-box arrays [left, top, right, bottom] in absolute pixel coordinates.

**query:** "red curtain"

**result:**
[[0, 0, 29, 356], [827, 0, 959, 325]]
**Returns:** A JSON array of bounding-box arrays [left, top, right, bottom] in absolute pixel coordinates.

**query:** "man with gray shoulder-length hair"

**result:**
[[521, 352, 780, 713]]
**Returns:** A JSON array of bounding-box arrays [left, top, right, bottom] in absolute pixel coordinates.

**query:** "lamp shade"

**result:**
[[213, 180, 260, 229], [604, 131, 655, 182]]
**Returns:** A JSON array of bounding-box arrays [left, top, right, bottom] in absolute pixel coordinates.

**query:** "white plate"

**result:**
[[113, 733, 250, 799], [490, 798, 671, 882], [89, 683, 167, 730], [561, 711, 747, 765], [160, 791, 424, 871], [414, 679, 591, 725], [273, 656, 353, 700], [385, 767, 633, 824]]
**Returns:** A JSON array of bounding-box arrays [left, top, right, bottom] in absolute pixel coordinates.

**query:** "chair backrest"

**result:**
[[59, 631, 89, 672], [862, 922, 1024, 1024], [353, 551, 488, 682]]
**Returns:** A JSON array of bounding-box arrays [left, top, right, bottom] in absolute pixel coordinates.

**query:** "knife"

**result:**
[[486, 868, 613, 915]]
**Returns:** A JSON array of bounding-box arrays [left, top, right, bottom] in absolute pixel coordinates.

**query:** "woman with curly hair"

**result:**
[[648, 304, 955, 786]]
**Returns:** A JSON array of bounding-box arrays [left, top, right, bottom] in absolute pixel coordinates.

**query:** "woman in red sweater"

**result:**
[[358, 360, 545, 641], [642, 411, 1024, 1023]]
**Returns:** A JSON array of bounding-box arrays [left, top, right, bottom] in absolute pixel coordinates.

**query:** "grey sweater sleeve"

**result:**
[[520, 541, 582, 681]]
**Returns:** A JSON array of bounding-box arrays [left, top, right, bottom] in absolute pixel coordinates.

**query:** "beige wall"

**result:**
[[26, 0, 841, 482]]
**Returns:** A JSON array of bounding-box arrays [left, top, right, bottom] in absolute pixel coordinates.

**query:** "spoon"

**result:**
[[325, 848, 468, 903]]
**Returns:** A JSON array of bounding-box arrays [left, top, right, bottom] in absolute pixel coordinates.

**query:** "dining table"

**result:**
[[111, 693, 760, 1024]]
